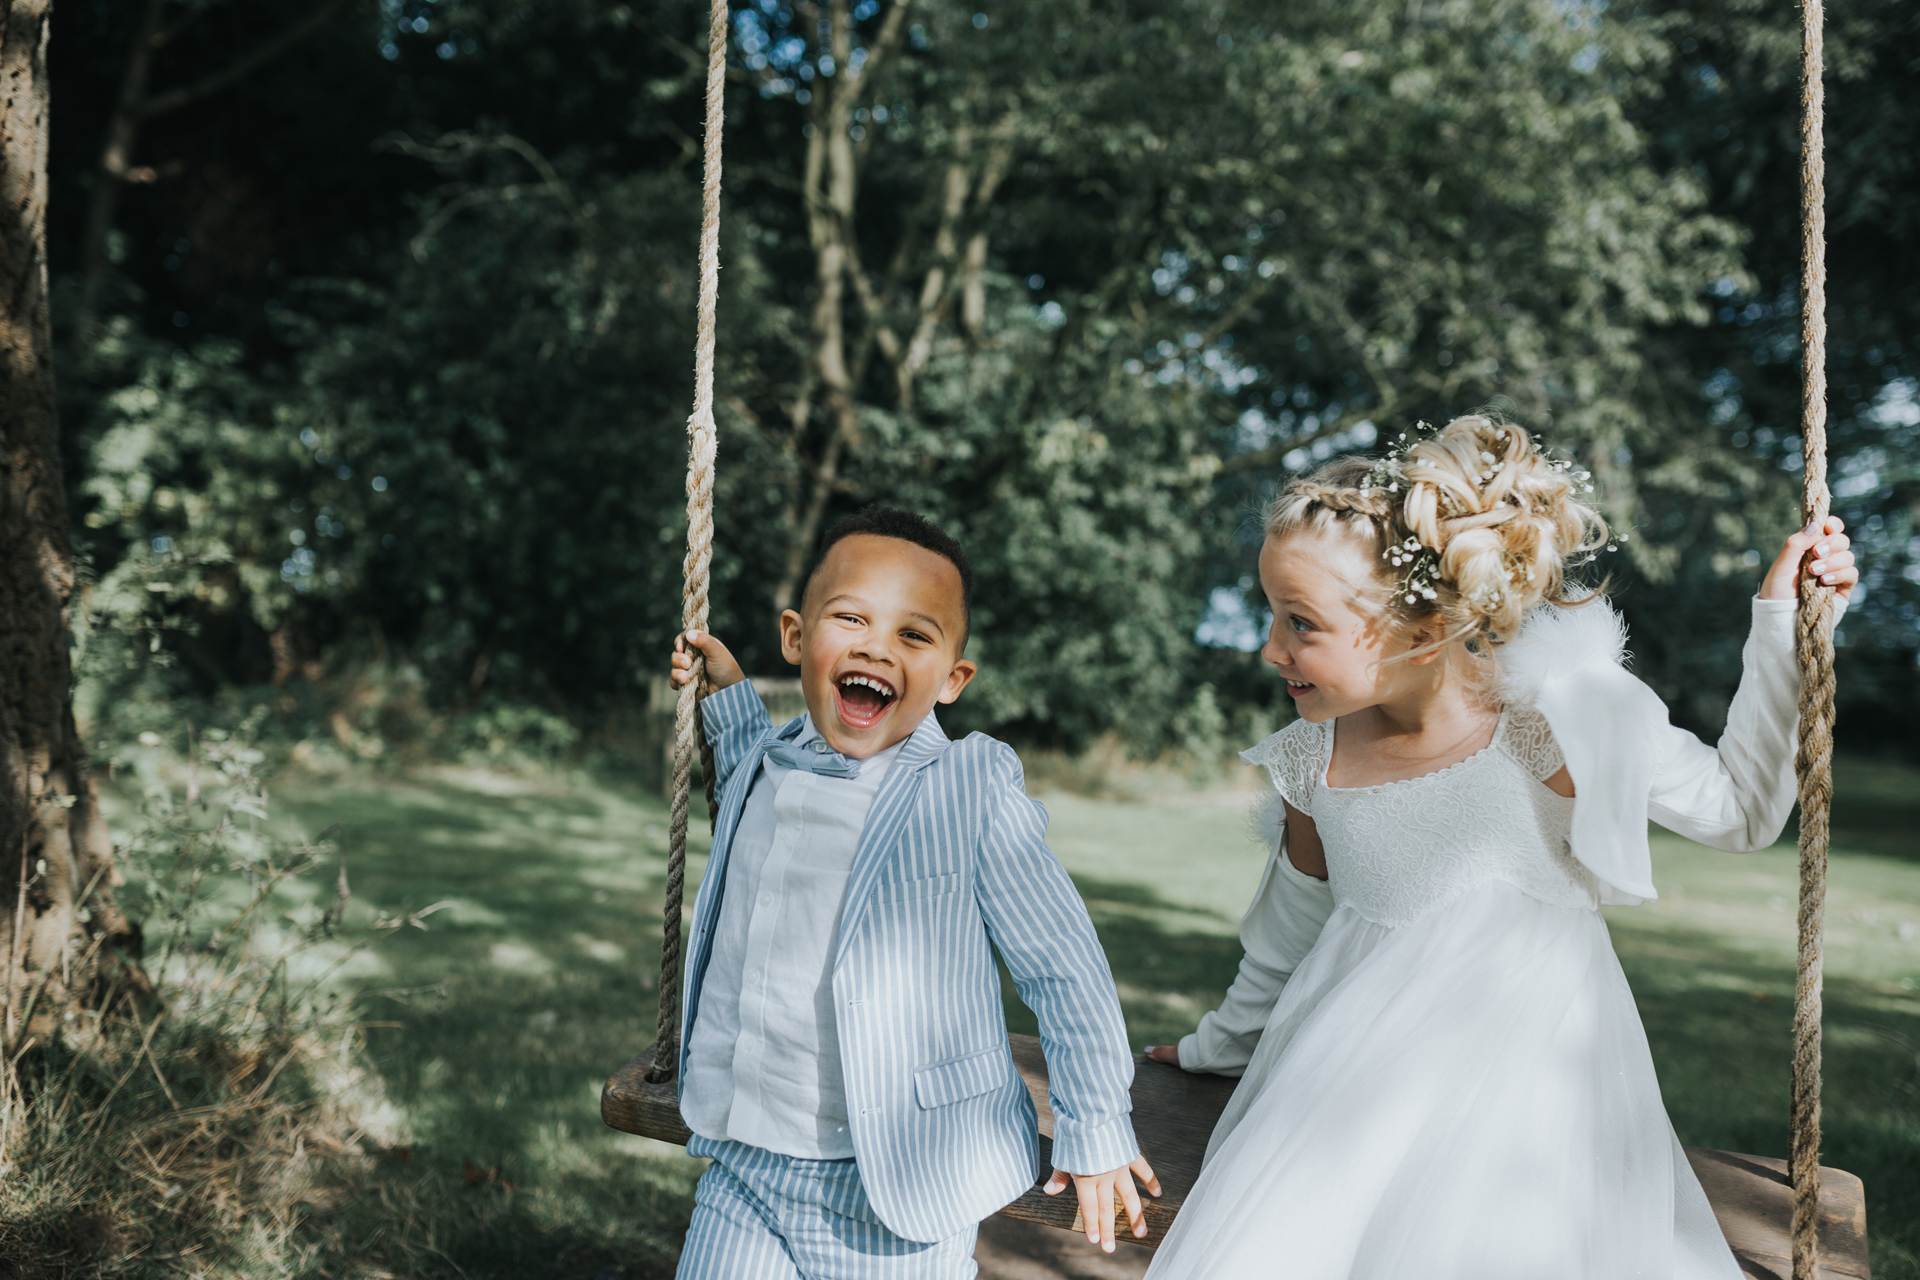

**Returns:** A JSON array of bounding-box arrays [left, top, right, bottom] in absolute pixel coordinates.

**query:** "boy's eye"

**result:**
[[901, 630, 929, 644]]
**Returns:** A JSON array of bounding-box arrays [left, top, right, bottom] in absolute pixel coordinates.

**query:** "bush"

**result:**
[[0, 726, 406, 1277]]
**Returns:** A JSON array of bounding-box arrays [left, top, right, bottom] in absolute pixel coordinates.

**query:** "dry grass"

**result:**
[[0, 728, 399, 1280], [0, 1010, 371, 1276]]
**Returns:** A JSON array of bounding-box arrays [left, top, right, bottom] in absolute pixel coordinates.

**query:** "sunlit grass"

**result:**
[[130, 753, 1920, 1278]]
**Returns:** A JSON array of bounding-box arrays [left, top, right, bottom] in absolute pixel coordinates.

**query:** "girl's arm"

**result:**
[[1147, 801, 1332, 1075], [1647, 518, 1856, 851]]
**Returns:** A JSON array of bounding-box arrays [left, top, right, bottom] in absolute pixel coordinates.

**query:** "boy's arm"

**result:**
[[696, 679, 774, 794], [974, 744, 1139, 1177], [670, 630, 769, 794]]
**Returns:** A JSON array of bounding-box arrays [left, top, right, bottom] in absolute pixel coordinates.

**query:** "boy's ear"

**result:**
[[778, 609, 805, 666], [937, 658, 978, 705]]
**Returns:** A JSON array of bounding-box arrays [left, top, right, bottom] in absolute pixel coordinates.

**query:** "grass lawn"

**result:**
[[209, 753, 1919, 1278]]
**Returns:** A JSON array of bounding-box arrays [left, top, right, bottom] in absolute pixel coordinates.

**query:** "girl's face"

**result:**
[[1258, 531, 1415, 722]]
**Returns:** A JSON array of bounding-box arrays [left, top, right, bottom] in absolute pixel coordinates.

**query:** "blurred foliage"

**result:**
[[1610, 0, 1920, 735], [47, 0, 1919, 754]]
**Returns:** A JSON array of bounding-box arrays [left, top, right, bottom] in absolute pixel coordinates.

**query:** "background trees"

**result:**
[[47, 0, 1920, 753]]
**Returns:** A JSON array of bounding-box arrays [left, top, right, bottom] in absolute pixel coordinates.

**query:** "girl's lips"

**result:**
[[1284, 681, 1314, 699]]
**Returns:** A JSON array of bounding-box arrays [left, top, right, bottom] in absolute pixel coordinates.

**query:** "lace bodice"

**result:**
[[1243, 708, 1597, 927]]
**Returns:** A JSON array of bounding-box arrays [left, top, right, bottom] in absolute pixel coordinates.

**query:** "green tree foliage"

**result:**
[[1616, 0, 1920, 734], [52, 0, 1915, 750]]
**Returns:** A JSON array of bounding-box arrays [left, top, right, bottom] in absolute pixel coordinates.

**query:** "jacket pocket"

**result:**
[[912, 1046, 1007, 1110], [872, 872, 962, 904]]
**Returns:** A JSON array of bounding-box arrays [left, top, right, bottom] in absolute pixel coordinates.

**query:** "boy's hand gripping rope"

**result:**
[[1792, 0, 1835, 1275], [650, 0, 728, 1086]]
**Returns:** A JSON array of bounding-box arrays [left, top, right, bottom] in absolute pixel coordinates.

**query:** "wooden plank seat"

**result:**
[[604, 1034, 1870, 1273]]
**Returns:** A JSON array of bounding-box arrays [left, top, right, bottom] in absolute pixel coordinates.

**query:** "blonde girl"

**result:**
[[1141, 414, 1857, 1279]]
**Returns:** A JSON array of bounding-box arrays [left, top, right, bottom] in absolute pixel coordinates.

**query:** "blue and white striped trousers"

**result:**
[[677, 1136, 979, 1280]]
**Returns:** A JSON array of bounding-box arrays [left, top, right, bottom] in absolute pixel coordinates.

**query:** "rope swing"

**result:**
[[608, 3, 1865, 1270], [648, 0, 728, 1086], [1790, 0, 1836, 1275]]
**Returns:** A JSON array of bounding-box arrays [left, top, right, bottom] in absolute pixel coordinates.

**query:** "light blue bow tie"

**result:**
[[765, 737, 862, 779]]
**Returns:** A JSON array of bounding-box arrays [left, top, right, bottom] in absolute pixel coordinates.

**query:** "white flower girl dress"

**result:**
[[1145, 599, 1809, 1280]]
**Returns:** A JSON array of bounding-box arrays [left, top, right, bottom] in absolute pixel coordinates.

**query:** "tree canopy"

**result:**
[[52, 0, 1920, 750]]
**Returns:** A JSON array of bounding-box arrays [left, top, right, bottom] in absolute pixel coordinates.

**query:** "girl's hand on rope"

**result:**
[[1042, 1155, 1162, 1252], [1760, 516, 1858, 603], [670, 629, 744, 694]]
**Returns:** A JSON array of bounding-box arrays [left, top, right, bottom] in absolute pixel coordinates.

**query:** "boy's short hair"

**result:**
[[807, 506, 973, 640]]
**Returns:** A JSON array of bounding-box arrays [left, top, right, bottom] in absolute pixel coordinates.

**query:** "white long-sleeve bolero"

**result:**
[[1177, 595, 1815, 1076]]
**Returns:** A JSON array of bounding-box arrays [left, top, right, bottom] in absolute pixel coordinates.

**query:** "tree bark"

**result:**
[[0, 0, 129, 1044]]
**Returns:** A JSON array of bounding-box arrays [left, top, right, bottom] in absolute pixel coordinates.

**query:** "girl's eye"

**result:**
[[1289, 614, 1313, 634]]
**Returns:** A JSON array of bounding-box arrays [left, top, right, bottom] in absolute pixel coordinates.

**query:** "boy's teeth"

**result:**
[[840, 675, 894, 697]]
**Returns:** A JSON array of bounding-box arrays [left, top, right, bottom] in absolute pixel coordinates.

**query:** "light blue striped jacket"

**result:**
[[680, 679, 1140, 1243]]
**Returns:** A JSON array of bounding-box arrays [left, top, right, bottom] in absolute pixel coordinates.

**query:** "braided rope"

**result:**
[[1792, 0, 1835, 1273], [649, 0, 728, 1085]]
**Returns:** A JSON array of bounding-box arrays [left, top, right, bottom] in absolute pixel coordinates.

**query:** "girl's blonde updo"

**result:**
[[1263, 414, 1609, 647]]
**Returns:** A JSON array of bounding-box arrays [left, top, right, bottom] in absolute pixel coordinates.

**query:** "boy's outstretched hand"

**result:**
[[1761, 516, 1858, 603], [1043, 1155, 1162, 1253], [670, 629, 745, 694]]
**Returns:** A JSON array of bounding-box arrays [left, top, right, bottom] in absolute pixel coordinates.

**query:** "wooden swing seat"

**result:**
[[603, 1033, 1869, 1275]]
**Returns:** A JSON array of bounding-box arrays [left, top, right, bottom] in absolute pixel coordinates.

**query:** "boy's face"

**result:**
[[781, 534, 977, 759]]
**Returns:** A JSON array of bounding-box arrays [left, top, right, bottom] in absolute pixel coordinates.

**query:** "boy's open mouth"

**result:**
[[835, 673, 898, 729]]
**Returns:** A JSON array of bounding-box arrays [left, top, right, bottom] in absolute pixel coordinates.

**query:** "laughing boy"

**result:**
[[666, 506, 1158, 1279]]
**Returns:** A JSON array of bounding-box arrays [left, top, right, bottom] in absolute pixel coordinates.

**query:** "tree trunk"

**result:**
[[0, 0, 130, 1044]]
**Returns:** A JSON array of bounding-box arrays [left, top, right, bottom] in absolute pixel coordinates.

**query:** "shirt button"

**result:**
[[747, 968, 762, 983], [758, 891, 773, 906]]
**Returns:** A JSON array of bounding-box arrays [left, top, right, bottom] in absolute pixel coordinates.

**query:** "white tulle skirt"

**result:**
[[1145, 882, 1741, 1280]]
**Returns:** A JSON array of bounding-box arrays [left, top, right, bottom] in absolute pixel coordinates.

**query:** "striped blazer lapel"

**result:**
[[834, 712, 952, 964]]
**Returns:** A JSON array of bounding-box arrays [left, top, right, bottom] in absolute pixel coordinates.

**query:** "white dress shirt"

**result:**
[[681, 716, 907, 1159]]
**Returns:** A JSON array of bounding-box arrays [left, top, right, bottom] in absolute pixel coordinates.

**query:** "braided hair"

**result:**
[[1263, 415, 1609, 647]]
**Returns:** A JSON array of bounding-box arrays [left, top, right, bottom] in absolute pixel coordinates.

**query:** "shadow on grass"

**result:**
[[276, 775, 707, 1280], [276, 773, 1920, 1279], [1613, 917, 1919, 1277]]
